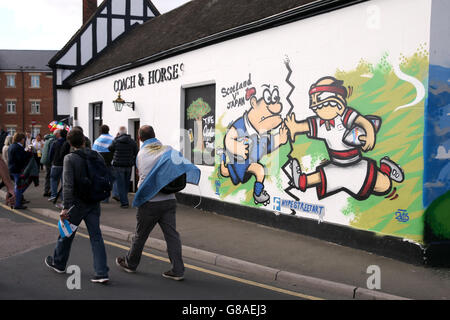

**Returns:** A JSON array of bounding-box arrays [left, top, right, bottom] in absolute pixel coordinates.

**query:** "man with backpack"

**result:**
[[45, 129, 110, 283], [115, 125, 200, 281]]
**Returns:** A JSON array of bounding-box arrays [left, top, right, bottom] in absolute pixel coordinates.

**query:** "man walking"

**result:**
[[93, 125, 115, 203], [45, 129, 109, 283], [8, 133, 32, 209], [92, 125, 114, 153], [108, 126, 138, 208], [115, 125, 200, 280]]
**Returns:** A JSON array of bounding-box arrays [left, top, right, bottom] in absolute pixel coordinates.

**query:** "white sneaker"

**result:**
[[380, 157, 404, 183]]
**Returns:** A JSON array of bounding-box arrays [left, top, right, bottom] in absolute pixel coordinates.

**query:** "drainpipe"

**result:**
[[20, 66, 25, 132]]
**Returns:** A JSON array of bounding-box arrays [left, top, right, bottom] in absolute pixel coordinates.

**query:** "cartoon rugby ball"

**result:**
[[342, 115, 382, 147]]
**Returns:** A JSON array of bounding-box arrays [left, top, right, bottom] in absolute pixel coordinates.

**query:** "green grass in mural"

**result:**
[[210, 47, 429, 243]]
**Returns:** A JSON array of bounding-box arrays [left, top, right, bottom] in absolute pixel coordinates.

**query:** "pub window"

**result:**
[[184, 84, 216, 166]]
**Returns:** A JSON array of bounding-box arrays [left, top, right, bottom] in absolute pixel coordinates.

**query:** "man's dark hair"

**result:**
[[60, 129, 68, 139], [138, 125, 155, 142], [100, 125, 109, 135], [13, 133, 26, 143], [67, 129, 85, 148], [73, 126, 84, 133]]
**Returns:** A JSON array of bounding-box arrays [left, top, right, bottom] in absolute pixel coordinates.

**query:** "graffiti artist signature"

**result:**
[[395, 209, 409, 223]]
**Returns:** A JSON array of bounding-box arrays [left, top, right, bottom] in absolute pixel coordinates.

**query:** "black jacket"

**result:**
[[63, 148, 105, 211], [108, 134, 138, 167], [8, 143, 32, 174], [52, 139, 71, 167]]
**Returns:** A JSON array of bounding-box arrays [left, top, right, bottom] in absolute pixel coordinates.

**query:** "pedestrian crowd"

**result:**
[[0, 124, 199, 285]]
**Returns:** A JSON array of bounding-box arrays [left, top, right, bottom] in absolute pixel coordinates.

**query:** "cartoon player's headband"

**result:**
[[309, 85, 347, 98]]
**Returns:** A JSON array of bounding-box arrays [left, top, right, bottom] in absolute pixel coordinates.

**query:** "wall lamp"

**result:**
[[113, 92, 135, 112]]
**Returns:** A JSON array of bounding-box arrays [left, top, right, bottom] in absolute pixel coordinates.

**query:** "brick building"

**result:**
[[0, 50, 57, 138]]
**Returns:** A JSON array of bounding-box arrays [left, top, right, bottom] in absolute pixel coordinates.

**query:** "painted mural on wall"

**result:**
[[185, 84, 216, 166], [210, 47, 430, 243], [423, 0, 450, 242], [218, 83, 289, 205]]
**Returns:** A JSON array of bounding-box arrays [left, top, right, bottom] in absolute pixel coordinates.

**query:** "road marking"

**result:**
[[1, 204, 323, 300]]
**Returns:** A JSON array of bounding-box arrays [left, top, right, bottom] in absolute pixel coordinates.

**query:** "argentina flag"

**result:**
[[57, 205, 78, 238], [92, 134, 114, 152], [58, 219, 78, 238], [133, 138, 201, 208]]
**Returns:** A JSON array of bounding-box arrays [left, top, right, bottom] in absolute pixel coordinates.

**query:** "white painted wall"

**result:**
[[68, 0, 432, 227], [57, 44, 77, 66], [81, 24, 93, 65], [57, 89, 72, 115]]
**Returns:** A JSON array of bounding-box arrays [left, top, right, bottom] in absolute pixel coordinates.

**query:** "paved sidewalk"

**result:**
[[6, 173, 450, 299]]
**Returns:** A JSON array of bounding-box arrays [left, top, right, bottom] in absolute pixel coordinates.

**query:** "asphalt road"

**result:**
[[0, 206, 320, 302]]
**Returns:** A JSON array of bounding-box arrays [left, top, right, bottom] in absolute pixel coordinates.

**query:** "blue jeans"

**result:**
[[11, 173, 29, 208], [52, 203, 109, 277], [113, 167, 131, 206], [50, 166, 63, 199]]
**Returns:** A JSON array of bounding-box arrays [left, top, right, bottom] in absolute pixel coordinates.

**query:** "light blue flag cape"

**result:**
[[92, 134, 114, 152], [133, 138, 201, 208]]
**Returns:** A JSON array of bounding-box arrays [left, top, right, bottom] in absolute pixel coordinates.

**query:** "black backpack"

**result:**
[[160, 173, 187, 194], [73, 150, 113, 203]]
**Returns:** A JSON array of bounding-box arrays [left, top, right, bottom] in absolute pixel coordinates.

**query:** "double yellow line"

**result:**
[[1, 203, 323, 300]]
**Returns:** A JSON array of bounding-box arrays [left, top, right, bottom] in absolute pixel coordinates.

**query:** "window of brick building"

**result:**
[[6, 101, 16, 113], [6, 126, 16, 136], [31, 126, 40, 138], [30, 75, 40, 88], [31, 101, 40, 114], [6, 75, 15, 88]]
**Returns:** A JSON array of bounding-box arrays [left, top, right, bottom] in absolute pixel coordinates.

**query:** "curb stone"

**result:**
[[215, 255, 280, 282], [0, 190, 410, 300], [354, 288, 410, 300], [276, 271, 357, 299]]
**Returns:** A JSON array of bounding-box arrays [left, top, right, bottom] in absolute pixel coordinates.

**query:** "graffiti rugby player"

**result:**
[[284, 76, 404, 201], [220, 85, 288, 205]]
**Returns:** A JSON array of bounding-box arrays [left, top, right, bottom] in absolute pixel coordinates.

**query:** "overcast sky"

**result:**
[[0, 0, 191, 50]]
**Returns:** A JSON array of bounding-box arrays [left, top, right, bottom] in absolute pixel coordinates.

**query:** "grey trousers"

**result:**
[[126, 199, 184, 275], [44, 165, 51, 193]]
